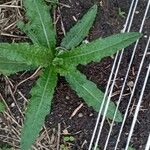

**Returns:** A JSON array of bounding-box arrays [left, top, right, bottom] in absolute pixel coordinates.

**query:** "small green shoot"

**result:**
[[0, 0, 142, 149], [0, 101, 6, 113], [118, 8, 126, 18], [128, 146, 136, 150], [60, 144, 70, 150], [63, 136, 75, 142], [60, 135, 75, 150], [0, 145, 12, 150], [92, 146, 101, 150], [0, 148, 12, 150]]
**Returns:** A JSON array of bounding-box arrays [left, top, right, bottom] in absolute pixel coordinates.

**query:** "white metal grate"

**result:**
[[89, 0, 150, 149]]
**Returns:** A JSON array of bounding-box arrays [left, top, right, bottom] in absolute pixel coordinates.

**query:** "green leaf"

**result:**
[[0, 101, 6, 113], [0, 147, 13, 150], [61, 5, 97, 49], [58, 32, 142, 67], [21, 66, 57, 150], [64, 136, 75, 142], [65, 69, 123, 122], [128, 146, 135, 150], [0, 43, 53, 67], [18, 0, 56, 51], [0, 57, 35, 75]]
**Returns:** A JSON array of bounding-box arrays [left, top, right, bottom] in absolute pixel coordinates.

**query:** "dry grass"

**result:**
[[0, 0, 25, 38], [0, 0, 59, 149], [0, 0, 78, 149], [0, 73, 59, 149]]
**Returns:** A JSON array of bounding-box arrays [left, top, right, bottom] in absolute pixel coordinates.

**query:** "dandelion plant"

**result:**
[[0, 0, 142, 149]]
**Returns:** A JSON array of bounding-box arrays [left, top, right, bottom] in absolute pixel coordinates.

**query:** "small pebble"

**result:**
[[11, 102, 15, 107], [78, 113, 83, 118], [16, 116, 20, 119], [127, 81, 134, 87], [63, 129, 69, 135], [135, 10, 139, 14], [83, 39, 89, 44], [89, 113, 93, 117], [66, 96, 70, 100], [144, 35, 148, 38], [72, 16, 77, 22]]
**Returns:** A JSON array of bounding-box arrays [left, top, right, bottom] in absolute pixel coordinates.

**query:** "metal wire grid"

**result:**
[[89, 0, 150, 149]]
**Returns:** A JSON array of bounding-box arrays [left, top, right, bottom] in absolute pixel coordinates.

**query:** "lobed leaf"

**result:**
[[0, 43, 53, 67], [58, 32, 142, 67], [21, 66, 58, 150], [0, 57, 35, 75], [66, 69, 123, 122], [61, 5, 97, 49], [18, 0, 56, 52]]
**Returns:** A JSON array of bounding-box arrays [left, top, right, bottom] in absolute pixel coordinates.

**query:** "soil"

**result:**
[[0, 0, 150, 150]]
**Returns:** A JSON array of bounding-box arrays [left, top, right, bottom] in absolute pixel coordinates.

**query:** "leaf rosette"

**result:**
[[0, 1, 142, 149]]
